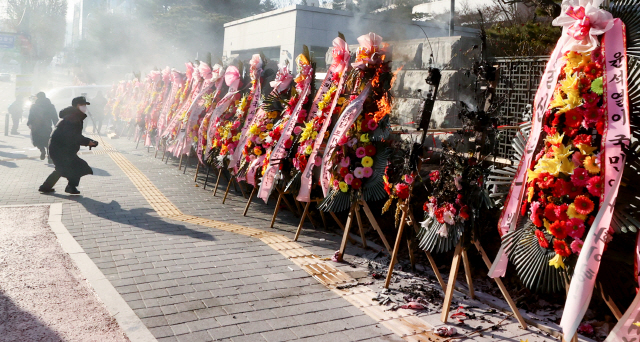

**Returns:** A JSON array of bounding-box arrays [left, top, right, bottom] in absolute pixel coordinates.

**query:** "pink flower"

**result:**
[[338, 135, 349, 146], [333, 179, 340, 189], [354, 167, 364, 179], [344, 173, 354, 185], [572, 151, 583, 168], [347, 138, 358, 147], [443, 211, 455, 225], [339, 157, 350, 167], [367, 120, 378, 131], [571, 238, 583, 255], [566, 218, 585, 239], [530, 201, 542, 227], [362, 167, 373, 178], [284, 138, 293, 149], [403, 174, 414, 184], [395, 183, 409, 199], [294, 126, 302, 135], [355, 147, 366, 158], [571, 168, 590, 187], [586, 176, 603, 197]]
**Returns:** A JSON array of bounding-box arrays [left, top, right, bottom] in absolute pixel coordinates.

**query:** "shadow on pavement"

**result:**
[[47, 194, 217, 241], [0, 160, 17, 168], [91, 167, 111, 176], [0, 289, 64, 341]]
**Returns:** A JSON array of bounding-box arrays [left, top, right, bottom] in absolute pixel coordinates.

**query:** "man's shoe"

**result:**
[[40, 150, 46, 160], [38, 186, 55, 193], [65, 185, 80, 195]]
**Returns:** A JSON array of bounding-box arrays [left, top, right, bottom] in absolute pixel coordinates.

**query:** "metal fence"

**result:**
[[492, 56, 549, 160]]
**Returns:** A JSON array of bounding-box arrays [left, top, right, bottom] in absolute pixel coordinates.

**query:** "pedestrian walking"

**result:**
[[27, 92, 58, 160], [8, 96, 24, 134], [38, 96, 98, 195], [90, 91, 107, 134]]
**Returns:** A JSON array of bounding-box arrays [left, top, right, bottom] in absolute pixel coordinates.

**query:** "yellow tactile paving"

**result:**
[[87, 134, 443, 341]]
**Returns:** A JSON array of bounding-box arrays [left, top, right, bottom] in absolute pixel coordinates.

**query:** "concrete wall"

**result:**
[[223, 5, 479, 68]]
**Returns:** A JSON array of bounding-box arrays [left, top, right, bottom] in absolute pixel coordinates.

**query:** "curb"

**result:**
[[47, 203, 158, 342]]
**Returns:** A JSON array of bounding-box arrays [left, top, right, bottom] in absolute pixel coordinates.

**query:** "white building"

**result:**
[[223, 4, 477, 72]]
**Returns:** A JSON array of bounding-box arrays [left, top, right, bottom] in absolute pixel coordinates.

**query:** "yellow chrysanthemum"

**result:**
[[527, 186, 535, 202], [564, 90, 582, 109], [578, 143, 597, 156], [527, 169, 540, 183], [549, 254, 566, 269], [266, 123, 274, 130], [300, 122, 314, 142], [552, 143, 573, 159], [583, 155, 600, 174], [317, 101, 326, 111], [564, 51, 583, 69], [339, 181, 349, 192], [232, 133, 241, 142], [567, 203, 588, 220], [558, 156, 576, 175], [361, 156, 373, 167], [337, 97, 346, 105], [304, 145, 313, 155], [249, 124, 260, 136], [360, 134, 370, 143], [545, 132, 565, 145], [253, 147, 262, 156], [549, 90, 566, 109], [268, 111, 278, 119], [534, 158, 562, 176]]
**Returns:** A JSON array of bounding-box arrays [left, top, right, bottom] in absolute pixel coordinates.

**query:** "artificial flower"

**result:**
[[351, 178, 362, 190], [339, 181, 348, 192], [578, 143, 597, 156], [566, 218, 586, 239], [430, 170, 440, 182], [443, 210, 455, 225], [571, 168, 591, 187], [570, 238, 583, 255], [459, 205, 470, 220], [549, 221, 568, 239], [561, 178, 584, 198], [395, 183, 410, 199], [535, 230, 549, 248], [586, 176, 603, 197], [253, 147, 263, 156], [361, 156, 373, 167], [360, 134, 370, 143], [531, 201, 543, 227], [544, 203, 558, 221], [364, 145, 377, 156], [356, 147, 366, 158], [553, 239, 571, 257], [403, 174, 414, 184], [537, 172, 555, 189], [574, 195, 595, 215], [340, 156, 351, 167], [344, 173, 354, 185], [339, 167, 349, 177], [567, 203, 588, 220], [555, 203, 569, 221], [354, 167, 364, 179], [549, 254, 565, 269], [564, 107, 583, 128], [362, 167, 373, 178]]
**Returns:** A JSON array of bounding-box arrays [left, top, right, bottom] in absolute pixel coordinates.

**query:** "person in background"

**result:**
[[90, 91, 107, 134], [38, 96, 98, 195], [8, 95, 24, 134], [27, 92, 58, 160]]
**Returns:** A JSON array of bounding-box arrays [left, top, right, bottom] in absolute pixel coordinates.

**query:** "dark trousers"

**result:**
[[11, 114, 20, 133], [41, 170, 80, 189], [92, 118, 103, 134]]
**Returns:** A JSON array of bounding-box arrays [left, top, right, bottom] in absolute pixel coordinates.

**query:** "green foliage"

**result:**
[[486, 20, 561, 57]]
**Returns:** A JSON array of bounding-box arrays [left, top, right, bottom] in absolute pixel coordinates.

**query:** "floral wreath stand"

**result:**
[[268, 186, 302, 228]]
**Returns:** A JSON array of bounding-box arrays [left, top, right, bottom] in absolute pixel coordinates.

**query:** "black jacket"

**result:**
[[49, 107, 97, 179], [27, 98, 58, 149]]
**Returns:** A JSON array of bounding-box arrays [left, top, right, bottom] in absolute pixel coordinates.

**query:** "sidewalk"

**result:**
[[0, 120, 571, 342]]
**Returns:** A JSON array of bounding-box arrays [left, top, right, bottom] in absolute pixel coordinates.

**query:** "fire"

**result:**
[[373, 92, 392, 122], [390, 65, 404, 87]]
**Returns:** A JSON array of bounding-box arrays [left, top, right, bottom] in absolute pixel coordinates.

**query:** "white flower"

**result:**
[[426, 203, 436, 216], [443, 210, 455, 225], [265, 136, 273, 144], [437, 224, 449, 238]]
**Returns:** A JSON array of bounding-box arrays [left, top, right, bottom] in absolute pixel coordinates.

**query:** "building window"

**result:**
[[309, 46, 329, 72], [230, 46, 281, 63]]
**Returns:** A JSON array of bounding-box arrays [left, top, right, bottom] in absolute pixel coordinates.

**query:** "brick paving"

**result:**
[[0, 126, 402, 341]]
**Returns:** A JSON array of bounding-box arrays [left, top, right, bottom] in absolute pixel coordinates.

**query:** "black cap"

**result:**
[[72, 96, 90, 106]]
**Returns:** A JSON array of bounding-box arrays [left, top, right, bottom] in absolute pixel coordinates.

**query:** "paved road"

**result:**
[[0, 119, 402, 342]]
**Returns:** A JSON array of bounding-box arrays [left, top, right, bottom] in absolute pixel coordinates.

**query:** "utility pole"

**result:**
[[449, 0, 454, 36]]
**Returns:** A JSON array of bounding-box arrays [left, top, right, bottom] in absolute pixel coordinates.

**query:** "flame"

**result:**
[[373, 92, 392, 122], [390, 65, 403, 87]]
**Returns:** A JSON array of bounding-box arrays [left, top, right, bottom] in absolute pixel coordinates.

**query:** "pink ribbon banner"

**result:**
[[231, 77, 262, 168], [562, 18, 630, 342], [318, 83, 371, 197], [205, 66, 241, 153], [246, 154, 266, 186], [197, 72, 226, 164], [488, 34, 570, 278], [258, 75, 312, 203], [296, 37, 350, 202]]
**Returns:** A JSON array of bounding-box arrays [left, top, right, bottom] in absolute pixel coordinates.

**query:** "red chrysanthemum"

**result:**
[[552, 179, 569, 198], [554, 203, 569, 221], [537, 172, 555, 189], [574, 195, 595, 215], [562, 179, 584, 199], [573, 134, 592, 146], [535, 230, 549, 249], [395, 183, 410, 199], [544, 203, 558, 221], [554, 239, 572, 257], [566, 218, 586, 239], [564, 107, 584, 128], [351, 178, 362, 190], [549, 220, 568, 239], [586, 176, 603, 197], [364, 145, 377, 156]]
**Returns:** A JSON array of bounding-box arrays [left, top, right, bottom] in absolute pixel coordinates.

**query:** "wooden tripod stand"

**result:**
[[334, 198, 393, 261]]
